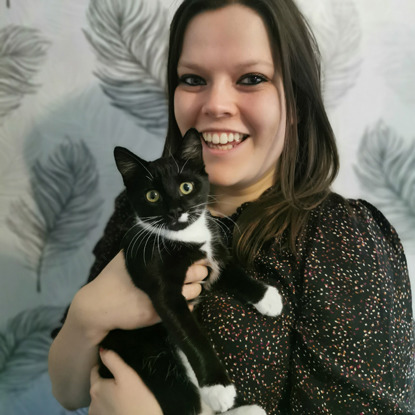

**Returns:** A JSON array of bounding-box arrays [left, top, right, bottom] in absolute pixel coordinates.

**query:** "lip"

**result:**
[[200, 129, 249, 135]]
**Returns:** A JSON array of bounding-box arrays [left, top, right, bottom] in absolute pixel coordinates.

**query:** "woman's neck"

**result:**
[[208, 167, 276, 216], [209, 178, 274, 217], [208, 191, 250, 217]]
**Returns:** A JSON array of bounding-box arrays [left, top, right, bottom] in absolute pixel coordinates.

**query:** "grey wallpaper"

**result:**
[[0, 0, 414, 413]]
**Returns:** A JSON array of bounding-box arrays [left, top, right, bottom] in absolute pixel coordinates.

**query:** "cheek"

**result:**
[[243, 92, 282, 130], [261, 94, 285, 139]]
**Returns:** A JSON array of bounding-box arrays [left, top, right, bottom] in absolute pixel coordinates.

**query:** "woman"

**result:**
[[48, 0, 415, 414]]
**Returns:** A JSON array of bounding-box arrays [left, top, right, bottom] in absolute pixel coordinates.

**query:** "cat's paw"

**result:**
[[201, 384, 236, 413], [253, 286, 283, 317], [223, 404, 267, 415]]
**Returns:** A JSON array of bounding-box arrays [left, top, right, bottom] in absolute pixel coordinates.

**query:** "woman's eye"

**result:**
[[146, 190, 160, 203], [179, 182, 194, 195], [238, 74, 268, 85], [178, 75, 206, 86]]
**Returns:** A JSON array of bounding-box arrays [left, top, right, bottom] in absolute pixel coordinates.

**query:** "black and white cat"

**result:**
[[100, 128, 283, 414]]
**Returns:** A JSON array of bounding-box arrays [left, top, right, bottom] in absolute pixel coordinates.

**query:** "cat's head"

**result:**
[[114, 128, 209, 231]]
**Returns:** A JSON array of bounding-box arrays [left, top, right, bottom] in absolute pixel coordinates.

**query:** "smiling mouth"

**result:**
[[201, 132, 249, 150]]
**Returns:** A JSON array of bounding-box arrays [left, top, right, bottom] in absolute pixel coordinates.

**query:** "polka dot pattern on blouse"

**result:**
[[195, 194, 415, 414]]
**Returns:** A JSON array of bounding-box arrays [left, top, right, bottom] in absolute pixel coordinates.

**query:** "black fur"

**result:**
[[99, 128, 279, 414]]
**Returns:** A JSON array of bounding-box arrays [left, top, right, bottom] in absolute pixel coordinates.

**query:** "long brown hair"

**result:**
[[163, 0, 339, 266]]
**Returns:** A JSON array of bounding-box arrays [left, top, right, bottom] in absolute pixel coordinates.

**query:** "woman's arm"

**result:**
[[288, 198, 415, 413], [48, 251, 206, 410], [48, 251, 160, 409]]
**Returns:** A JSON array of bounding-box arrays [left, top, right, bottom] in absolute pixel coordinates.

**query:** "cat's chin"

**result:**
[[167, 221, 190, 232]]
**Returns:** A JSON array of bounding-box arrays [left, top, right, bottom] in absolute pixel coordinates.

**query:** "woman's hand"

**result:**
[[183, 259, 208, 308], [89, 349, 163, 415], [73, 251, 159, 344], [71, 251, 208, 344], [50, 252, 207, 410]]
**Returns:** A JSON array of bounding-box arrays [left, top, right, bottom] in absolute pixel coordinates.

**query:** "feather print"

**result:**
[[0, 125, 27, 221], [0, 25, 50, 122], [380, 23, 415, 105], [355, 122, 415, 251], [0, 306, 65, 393], [84, 0, 169, 134], [6, 138, 103, 291], [296, 0, 362, 109]]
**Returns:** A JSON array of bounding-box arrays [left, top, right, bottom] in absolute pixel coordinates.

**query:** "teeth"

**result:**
[[202, 132, 245, 145]]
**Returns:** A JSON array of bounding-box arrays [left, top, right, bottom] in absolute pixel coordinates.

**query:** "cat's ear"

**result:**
[[178, 128, 204, 166], [114, 146, 150, 186]]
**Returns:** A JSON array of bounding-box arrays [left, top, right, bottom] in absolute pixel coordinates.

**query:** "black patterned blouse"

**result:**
[[86, 191, 415, 414]]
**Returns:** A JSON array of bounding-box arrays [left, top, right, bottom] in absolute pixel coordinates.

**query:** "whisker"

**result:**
[[142, 230, 155, 267], [136, 159, 154, 180], [179, 157, 190, 175], [161, 224, 172, 256], [132, 228, 150, 257], [169, 149, 180, 174]]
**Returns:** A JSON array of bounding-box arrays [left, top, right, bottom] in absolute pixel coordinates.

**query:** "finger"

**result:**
[[182, 282, 202, 300], [90, 364, 101, 385], [185, 264, 209, 283], [193, 258, 209, 266], [99, 348, 132, 381]]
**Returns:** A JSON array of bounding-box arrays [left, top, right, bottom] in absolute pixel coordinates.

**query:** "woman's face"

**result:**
[[174, 4, 286, 197]]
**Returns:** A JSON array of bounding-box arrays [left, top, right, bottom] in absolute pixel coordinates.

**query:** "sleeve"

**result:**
[[288, 196, 415, 414], [51, 191, 134, 338], [86, 190, 134, 283]]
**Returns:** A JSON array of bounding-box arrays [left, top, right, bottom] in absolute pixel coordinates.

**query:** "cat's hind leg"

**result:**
[[200, 384, 237, 413], [177, 348, 237, 413], [198, 400, 215, 415], [223, 405, 267, 415]]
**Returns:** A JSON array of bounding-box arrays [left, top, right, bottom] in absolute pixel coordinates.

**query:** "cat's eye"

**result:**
[[179, 182, 194, 195], [146, 190, 160, 202]]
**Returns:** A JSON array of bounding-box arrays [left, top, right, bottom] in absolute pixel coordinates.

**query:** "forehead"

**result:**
[[178, 4, 274, 69]]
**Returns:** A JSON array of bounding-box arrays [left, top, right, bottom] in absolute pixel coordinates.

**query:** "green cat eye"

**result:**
[[179, 182, 194, 195], [146, 190, 160, 202]]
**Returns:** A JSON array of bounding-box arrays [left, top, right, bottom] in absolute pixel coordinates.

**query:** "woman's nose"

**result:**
[[201, 82, 237, 118]]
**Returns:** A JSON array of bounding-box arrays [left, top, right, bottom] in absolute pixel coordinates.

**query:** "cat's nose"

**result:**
[[168, 208, 183, 220]]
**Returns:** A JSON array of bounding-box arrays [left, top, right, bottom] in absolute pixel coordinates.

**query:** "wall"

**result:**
[[0, 0, 413, 413]]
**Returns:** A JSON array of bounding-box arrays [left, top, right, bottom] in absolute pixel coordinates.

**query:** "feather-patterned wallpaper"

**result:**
[[0, 0, 414, 413]]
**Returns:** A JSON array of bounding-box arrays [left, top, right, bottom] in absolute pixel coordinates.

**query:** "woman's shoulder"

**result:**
[[304, 192, 407, 265], [312, 192, 400, 237]]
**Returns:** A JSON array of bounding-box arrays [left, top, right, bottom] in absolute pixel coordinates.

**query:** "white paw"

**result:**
[[253, 286, 283, 317], [223, 404, 267, 415], [200, 384, 236, 413]]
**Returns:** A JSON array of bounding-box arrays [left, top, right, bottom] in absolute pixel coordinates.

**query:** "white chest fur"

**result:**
[[137, 211, 209, 244], [137, 211, 220, 284]]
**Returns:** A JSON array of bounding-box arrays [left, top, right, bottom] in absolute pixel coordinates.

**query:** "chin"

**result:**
[[209, 174, 238, 187], [206, 167, 244, 187]]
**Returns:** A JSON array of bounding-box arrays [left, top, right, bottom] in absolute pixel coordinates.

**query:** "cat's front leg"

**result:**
[[253, 285, 283, 317], [216, 263, 283, 317]]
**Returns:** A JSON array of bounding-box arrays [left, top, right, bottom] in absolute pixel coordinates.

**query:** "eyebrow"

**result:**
[[177, 59, 275, 71]]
